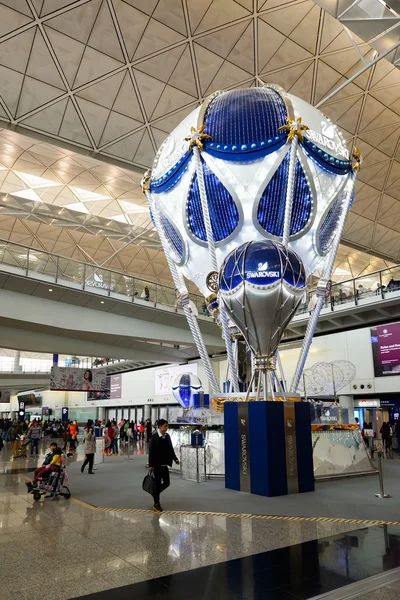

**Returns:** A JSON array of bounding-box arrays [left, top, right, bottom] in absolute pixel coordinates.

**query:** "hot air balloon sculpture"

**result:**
[[219, 240, 306, 400], [142, 85, 360, 399], [172, 373, 203, 409]]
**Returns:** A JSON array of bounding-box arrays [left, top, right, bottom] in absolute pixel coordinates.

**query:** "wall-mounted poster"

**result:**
[[110, 375, 122, 399], [154, 363, 198, 396], [51, 367, 107, 392], [371, 323, 400, 377]]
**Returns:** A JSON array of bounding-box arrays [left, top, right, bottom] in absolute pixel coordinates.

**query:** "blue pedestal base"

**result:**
[[224, 401, 314, 497]]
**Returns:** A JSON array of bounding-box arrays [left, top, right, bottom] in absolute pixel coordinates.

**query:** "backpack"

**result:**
[[8, 427, 16, 442]]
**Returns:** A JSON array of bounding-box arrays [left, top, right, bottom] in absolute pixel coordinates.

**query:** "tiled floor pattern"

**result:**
[[0, 469, 371, 600]]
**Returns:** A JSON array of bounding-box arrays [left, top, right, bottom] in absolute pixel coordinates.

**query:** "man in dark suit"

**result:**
[[148, 419, 179, 512]]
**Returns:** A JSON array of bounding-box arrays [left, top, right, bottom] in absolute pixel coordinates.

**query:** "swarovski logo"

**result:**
[[85, 271, 114, 291], [246, 261, 280, 280], [305, 127, 349, 160], [241, 419, 246, 426], [241, 434, 247, 475], [287, 419, 293, 428], [258, 261, 269, 271]]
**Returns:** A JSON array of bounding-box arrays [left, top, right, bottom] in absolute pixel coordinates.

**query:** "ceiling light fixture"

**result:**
[[101, 301, 105, 304], [48, 288, 53, 292]]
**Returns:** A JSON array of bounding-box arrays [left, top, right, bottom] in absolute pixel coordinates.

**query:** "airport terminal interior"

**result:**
[[3, 1, 400, 599]]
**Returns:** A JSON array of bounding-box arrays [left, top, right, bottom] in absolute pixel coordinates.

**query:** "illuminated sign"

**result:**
[[354, 399, 380, 408], [247, 261, 280, 279], [305, 122, 349, 160]]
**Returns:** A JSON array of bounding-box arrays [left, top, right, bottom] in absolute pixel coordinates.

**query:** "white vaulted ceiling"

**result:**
[[0, 0, 399, 280]]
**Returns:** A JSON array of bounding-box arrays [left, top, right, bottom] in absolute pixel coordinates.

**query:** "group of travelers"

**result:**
[[0, 413, 180, 514], [103, 418, 154, 454], [360, 419, 400, 459], [0, 417, 82, 458]]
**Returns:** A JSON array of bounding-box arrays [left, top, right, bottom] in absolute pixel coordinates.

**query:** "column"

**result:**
[[13, 351, 22, 373]]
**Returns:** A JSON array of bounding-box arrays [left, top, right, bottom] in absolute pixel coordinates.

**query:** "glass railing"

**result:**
[[295, 264, 400, 317], [0, 239, 210, 318]]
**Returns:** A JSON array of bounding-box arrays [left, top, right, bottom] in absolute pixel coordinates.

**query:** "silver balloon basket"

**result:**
[[245, 355, 288, 402]]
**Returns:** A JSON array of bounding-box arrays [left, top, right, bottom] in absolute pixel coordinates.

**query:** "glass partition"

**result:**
[[0, 242, 27, 269], [382, 266, 400, 294], [354, 273, 380, 300], [29, 249, 57, 278], [110, 272, 133, 297], [58, 256, 85, 285]]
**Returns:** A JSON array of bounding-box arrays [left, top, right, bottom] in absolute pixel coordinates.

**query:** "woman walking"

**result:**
[[81, 425, 96, 474]]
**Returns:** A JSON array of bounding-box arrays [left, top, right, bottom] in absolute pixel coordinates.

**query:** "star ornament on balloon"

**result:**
[[184, 125, 212, 152], [278, 116, 309, 143]]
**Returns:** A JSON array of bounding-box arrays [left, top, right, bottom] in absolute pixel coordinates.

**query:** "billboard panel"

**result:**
[[87, 375, 121, 401], [371, 323, 400, 377], [88, 376, 110, 400], [110, 375, 122, 399], [0, 391, 11, 403], [51, 367, 107, 392]]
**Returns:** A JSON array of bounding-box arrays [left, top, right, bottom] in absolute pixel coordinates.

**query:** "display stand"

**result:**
[[224, 401, 314, 497], [94, 437, 105, 465], [180, 444, 207, 483]]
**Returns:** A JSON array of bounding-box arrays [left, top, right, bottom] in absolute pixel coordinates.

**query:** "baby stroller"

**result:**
[[29, 452, 72, 501]]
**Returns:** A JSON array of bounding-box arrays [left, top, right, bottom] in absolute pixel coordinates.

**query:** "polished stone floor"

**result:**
[[1, 439, 400, 599], [354, 581, 400, 600]]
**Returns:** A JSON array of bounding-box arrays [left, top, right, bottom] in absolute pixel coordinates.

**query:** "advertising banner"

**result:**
[[110, 375, 122, 400], [88, 376, 110, 400], [62, 407, 69, 422], [51, 367, 107, 392], [371, 323, 400, 376]]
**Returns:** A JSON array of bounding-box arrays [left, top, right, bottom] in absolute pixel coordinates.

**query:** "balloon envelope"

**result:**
[[149, 86, 352, 297]]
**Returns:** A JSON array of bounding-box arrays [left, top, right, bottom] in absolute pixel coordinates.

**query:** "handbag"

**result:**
[[142, 470, 157, 496]]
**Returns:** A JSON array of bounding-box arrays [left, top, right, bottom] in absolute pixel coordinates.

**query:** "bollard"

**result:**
[[374, 451, 390, 499]]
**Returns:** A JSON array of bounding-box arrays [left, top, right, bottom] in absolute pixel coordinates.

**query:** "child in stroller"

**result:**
[[26, 442, 57, 489], [26, 447, 71, 500]]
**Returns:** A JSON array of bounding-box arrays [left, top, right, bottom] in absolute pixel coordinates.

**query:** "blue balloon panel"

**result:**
[[204, 88, 287, 145], [318, 196, 345, 254], [187, 161, 239, 242], [219, 245, 246, 292], [159, 211, 184, 260], [257, 153, 312, 237]]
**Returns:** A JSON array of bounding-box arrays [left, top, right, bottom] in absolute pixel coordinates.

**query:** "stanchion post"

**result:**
[[374, 451, 390, 499]]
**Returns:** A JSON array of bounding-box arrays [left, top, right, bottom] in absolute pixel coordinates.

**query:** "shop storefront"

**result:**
[[354, 397, 400, 447]]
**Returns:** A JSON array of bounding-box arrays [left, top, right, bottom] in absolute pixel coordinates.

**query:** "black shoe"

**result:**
[[153, 503, 163, 513], [81, 466, 84, 473], [26, 482, 33, 492], [88, 471, 95, 474]]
